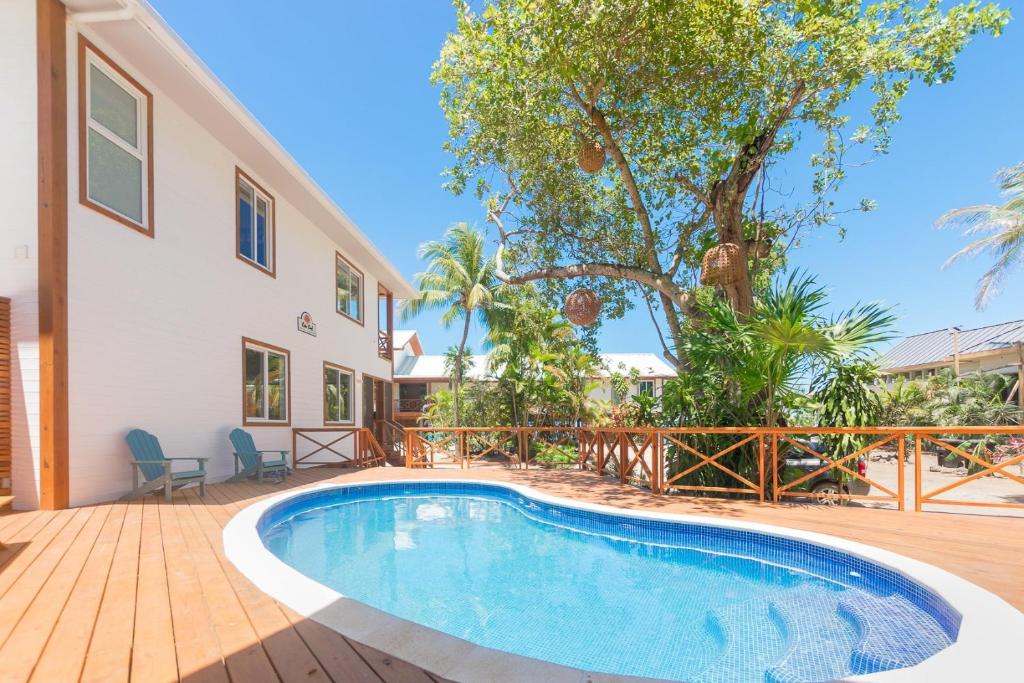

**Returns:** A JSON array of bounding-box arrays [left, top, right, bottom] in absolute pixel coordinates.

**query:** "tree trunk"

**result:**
[[454, 312, 472, 427]]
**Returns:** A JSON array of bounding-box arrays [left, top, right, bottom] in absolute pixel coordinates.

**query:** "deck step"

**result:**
[[0, 495, 13, 513], [838, 594, 954, 675]]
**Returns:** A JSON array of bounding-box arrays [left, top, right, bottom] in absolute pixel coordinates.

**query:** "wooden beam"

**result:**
[[37, 0, 69, 510], [1018, 343, 1023, 422]]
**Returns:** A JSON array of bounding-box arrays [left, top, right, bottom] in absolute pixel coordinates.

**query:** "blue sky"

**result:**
[[151, 1, 1023, 356]]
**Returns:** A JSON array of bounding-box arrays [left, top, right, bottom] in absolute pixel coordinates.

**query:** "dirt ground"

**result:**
[[856, 448, 1024, 517]]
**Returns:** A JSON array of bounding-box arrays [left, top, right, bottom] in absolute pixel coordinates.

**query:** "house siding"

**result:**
[[61, 28, 392, 506], [0, 0, 42, 509]]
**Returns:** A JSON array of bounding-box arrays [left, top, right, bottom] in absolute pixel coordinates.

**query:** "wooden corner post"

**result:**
[[37, 0, 69, 510]]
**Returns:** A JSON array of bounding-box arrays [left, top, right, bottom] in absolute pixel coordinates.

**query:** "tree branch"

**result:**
[[495, 247, 697, 316]]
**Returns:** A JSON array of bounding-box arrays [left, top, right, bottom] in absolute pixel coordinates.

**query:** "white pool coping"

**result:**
[[223, 479, 1024, 682]]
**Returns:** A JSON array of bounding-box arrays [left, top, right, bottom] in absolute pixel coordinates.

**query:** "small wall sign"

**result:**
[[297, 311, 317, 337]]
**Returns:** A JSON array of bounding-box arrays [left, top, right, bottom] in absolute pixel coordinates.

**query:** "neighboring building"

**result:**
[[391, 331, 677, 425], [0, 0, 415, 508], [879, 321, 1023, 411]]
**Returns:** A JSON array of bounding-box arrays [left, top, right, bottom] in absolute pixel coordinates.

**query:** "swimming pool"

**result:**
[[225, 480, 1024, 682]]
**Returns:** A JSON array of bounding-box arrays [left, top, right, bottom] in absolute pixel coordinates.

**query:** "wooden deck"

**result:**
[[0, 466, 1021, 683]]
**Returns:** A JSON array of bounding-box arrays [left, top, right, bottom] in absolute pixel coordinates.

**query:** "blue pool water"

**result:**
[[260, 482, 958, 682]]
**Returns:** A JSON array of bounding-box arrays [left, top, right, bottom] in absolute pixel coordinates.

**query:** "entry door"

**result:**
[[362, 377, 374, 428]]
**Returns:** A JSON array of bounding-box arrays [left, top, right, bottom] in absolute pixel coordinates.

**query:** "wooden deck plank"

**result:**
[[170, 492, 280, 683], [0, 510, 76, 592], [156, 497, 230, 683], [130, 497, 179, 682], [0, 505, 111, 682], [0, 466, 1019, 683], [181, 487, 331, 683], [30, 503, 128, 683], [80, 501, 144, 683], [206, 481, 386, 683], [0, 509, 91, 647]]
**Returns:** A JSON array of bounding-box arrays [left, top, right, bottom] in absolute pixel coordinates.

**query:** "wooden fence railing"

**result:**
[[292, 427, 386, 469], [401, 425, 1024, 512]]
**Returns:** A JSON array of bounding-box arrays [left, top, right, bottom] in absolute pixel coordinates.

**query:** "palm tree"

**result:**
[[937, 163, 1024, 309], [401, 224, 502, 426]]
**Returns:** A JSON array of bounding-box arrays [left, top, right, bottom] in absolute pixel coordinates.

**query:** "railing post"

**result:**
[[653, 432, 662, 495], [404, 430, 413, 468], [619, 432, 627, 485], [914, 433, 923, 512], [291, 428, 297, 471], [460, 429, 467, 469], [897, 435, 906, 512], [771, 433, 779, 503], [520, 429, 528, 469], [758, 430, 766, 503]]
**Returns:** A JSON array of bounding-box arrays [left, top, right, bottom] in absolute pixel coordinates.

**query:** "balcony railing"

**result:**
[[395, 397, 427, 413], [377, 330, 392, 360]]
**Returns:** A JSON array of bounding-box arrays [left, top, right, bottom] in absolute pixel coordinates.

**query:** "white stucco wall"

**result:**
[[0, 0, 41, 509], [65, 28, 394, 506]]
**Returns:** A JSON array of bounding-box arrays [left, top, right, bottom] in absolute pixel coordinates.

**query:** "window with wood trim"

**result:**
[[336, 253, 363, 323], [323, 362, 354, 424], [79, 37, 154, 234], [236, 169, 275, 275], [243, 339, 289, 425]]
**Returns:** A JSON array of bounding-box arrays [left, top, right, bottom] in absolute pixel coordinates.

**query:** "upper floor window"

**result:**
[[79, 37, 153, 234], [236, 169, 275, 275], [336, 253, 363, 323], [324, 362, 354, 424], [243, 338, 289, 425]]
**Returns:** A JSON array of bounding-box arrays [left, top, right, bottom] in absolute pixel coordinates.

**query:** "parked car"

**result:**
[[781, 439, 870, 505]]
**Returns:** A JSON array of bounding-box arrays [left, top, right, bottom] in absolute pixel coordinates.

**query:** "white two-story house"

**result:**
[[0, 0, 415, 509]]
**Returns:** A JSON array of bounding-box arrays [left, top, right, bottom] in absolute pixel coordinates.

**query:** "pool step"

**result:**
[[838, 594, 954, 675], [692, 601, 788, 683], [763, 593, 859, 683]]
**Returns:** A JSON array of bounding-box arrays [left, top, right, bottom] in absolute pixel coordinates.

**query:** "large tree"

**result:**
[[433, 0, 1007, 368]]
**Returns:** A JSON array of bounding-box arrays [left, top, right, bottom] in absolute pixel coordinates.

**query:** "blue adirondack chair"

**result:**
[[228, 428, 290, 482], [122, 429, 208, 502]]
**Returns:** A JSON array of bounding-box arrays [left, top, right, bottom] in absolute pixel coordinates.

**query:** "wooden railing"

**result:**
[[377, 331, 392, 360], [400, 425, 1024, 512], [291, 427, 386, 469], [395, 398, 427, 413]]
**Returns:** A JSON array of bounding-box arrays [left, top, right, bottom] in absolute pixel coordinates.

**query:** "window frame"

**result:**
[[638, 379, 656, 397], [241, 337, 291, 426], [335, 252, 365, 325], [235, 167, 277, 277], [78, 35, 155, 236], [323, 361, 356, 426]]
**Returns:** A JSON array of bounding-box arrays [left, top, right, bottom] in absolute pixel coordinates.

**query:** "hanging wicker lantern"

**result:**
[[564, 288, 601, 326], [577, 141, 606, 174], [700, 242, 744, 286]]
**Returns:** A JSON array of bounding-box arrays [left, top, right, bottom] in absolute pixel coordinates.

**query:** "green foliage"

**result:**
[[937, 162, 1024, 309], [402, 223, 504, 426], [880, 369, 1021, 427], [809, 360, 884, 462], [433, 0, 1007, 346], [487, 285, 602, 425]]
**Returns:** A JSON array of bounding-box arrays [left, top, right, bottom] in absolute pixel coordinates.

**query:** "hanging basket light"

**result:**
[[564, 288, 601, 326], [700, 242, 744, 287], [577, 141, 606, 174]]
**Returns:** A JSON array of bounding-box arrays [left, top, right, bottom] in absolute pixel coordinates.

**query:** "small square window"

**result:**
[[243, 338, 289, 425], [324, 362, 354, 424]]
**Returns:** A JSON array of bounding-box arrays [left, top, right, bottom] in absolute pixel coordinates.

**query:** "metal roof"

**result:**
[[880, 320, 1024, 371], [394, 352, 677, 380]]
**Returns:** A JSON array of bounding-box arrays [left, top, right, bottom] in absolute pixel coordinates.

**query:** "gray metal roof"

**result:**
[[880, 320, 1024, 371]]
